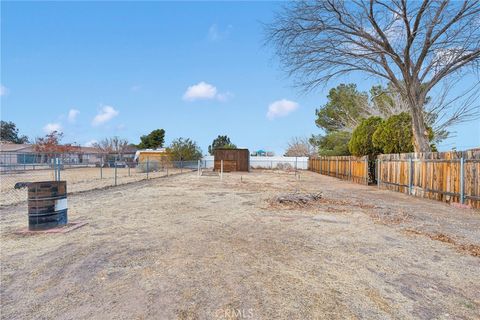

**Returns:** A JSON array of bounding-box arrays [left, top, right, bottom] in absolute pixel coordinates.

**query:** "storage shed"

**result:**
[[214, 148, 250, 172]]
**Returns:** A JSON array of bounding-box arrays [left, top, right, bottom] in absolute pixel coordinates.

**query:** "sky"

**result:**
[[1, 1, 479, 155]]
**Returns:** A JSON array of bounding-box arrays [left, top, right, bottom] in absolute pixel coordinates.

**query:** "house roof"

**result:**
[[0, 143, 34, 152], [79, 146, 103, 154], [0, 143, 105, 154]]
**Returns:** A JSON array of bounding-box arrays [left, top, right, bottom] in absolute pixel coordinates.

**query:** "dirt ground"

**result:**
[[1, 170, 479, 319], [0, 167, 186, 206]]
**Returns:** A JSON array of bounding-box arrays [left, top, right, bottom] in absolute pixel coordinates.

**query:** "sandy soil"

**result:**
[[0, 167, 187, 206], [1, 170, 479, 319]]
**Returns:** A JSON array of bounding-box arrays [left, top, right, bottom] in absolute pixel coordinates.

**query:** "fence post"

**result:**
[[348, 158, 351, 181], [197, 160, 201, 177], [114, 164, 118, 186], [365, 157, 368, 185], [460, 156, 465, 204], [146, 157, 149, 179], [336, 159, 338, 178], [328, 159, 330, 176], [100, 157, 103, 179], [221, 160, 224, 180], [408, 158, 413, 195], [54, 157, 57, 181], [128, 165, 131, 177], [54, 157, 61, 181], [377, 159, 381, 188]]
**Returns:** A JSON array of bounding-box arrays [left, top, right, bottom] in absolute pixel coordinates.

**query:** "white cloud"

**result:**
[[207, 24, 232, 42], [43, 123, 62, 134], [0, 85, 9, 97], [182, 82, 232, 102], [92, 105, 119, 126], [267, 99, 299, 120], [84, 139, 98, 147], [67, 109, 80, 123], [183, 81, 218, 101]]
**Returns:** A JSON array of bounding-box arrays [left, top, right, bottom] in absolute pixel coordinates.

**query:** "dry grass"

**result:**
[[1, 170, 479, 319], [0, 167, 185, 206], [403, 229, 480, 257]]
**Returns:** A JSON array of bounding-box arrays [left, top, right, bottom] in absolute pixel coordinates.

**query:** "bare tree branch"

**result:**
[[266, 0, 480, 152]]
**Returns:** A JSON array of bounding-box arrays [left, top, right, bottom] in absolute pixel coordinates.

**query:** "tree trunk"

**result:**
[[410, 106, 432, 153]]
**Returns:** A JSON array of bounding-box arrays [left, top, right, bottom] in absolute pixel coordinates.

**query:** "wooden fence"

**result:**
[[377, 150, 480, 208], [308, 156, 369, 185], [308, 150, 479, 208]]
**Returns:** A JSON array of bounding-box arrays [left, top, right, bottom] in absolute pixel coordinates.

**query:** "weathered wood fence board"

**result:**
[[308, 156, 369, 185], [377, 150, 479, 208], [309, 150, 479, 208]]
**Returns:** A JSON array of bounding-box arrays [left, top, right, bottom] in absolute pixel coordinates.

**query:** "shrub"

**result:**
[[168, 138, 202, 161], [276, 163, 293, 171], [311, 131, 351, 156], [372, 112, 414, 154], [348, 116, 383, 156]]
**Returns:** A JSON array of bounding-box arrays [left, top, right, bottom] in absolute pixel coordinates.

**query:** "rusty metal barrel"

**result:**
[[28, 181, 68, 230]]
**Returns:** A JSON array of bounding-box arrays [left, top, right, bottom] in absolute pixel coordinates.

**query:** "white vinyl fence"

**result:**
[[200, 156, 308, 170]]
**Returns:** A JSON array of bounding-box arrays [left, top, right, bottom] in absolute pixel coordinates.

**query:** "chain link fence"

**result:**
[[0, 152, 197, 206]]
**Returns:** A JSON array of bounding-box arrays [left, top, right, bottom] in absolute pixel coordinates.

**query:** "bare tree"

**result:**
[[267, 0, 480, 152], [92, 137, 130, 158], [284, 137, 317, 157]]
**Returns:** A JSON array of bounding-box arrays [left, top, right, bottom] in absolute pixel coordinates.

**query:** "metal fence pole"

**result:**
[[100, 157, 103, 179], [128, 165, 131, 177], [328, 159, 330, 176], [114, 164, 118, 186], [197, 160, 201, 177], [460, 156, 465, 204], [54, 157, 57, 181], [55, 157, 61, 181]]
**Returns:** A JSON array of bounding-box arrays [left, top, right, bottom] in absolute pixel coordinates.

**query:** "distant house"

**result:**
[[0, 143, 37, 166], [0, 143, 104, 166]]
